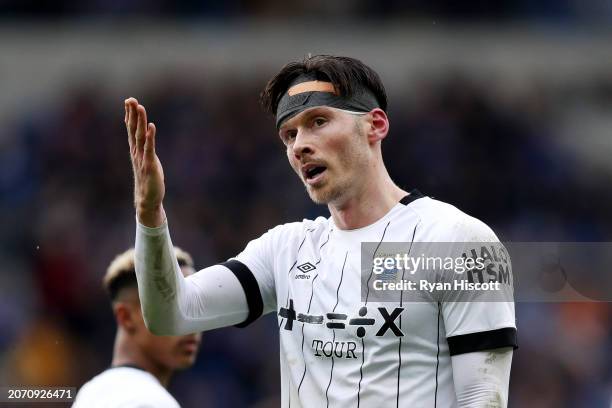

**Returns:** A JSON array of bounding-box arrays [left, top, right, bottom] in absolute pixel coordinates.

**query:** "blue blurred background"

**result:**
[[1, 1, 612, 407]]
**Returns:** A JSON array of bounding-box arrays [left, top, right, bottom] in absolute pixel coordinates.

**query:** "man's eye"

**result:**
[[282, 130, 297, 143], [313, 118, 327, 127]]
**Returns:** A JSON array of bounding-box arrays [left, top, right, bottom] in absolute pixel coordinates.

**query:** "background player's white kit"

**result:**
[[135, 190, 517, 407], [73, 366, 180, 408]]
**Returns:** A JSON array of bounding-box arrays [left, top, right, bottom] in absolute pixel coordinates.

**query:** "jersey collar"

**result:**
[[399, 189, 425, 206]]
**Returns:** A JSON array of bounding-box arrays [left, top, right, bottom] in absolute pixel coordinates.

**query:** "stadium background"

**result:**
[[1, 1, 612, 407]]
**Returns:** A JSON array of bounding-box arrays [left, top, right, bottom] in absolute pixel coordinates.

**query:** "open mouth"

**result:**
[[303, 165, 327, 183]]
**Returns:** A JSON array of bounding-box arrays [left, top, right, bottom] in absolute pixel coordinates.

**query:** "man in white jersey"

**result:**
[[125, 54, 517, 407], [73, 247, 201, 407]]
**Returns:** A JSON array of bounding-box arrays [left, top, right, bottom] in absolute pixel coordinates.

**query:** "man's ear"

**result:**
[[365, 108, 389, 145], [114, 302, 137, 334]]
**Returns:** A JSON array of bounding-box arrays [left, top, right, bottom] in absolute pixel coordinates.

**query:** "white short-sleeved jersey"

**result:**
[[73, 366, 180, 408], [221, 190, 517, 408]]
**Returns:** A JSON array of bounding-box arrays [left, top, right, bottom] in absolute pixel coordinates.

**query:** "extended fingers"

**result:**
[[144, 122, 156, 158], [135, 104, 148, 152], [125, 97, 139, 149], [125, 102, 134, 149]]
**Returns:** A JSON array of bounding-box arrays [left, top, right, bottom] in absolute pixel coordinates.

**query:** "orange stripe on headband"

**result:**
[[288, 81, 337, 96]]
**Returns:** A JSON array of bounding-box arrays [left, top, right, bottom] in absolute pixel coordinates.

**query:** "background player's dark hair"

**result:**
[[260, 54, 388, 116]]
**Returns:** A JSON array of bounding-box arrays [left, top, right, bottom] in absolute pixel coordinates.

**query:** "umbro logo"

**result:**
[[297, 262, 316, 273], [295, 262, 316, 279]]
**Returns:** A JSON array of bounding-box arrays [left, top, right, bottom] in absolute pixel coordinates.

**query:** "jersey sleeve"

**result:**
[[135, 214, 285, 334], [438, 216, 518, 356], [451, 348, 513, 407], [227, 224, 283, 326], [135, 219, 250, 335]]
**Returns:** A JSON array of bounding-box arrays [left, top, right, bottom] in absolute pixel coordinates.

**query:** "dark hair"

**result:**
[[106, 272, 138, 301], [260, 55, 388, 116]]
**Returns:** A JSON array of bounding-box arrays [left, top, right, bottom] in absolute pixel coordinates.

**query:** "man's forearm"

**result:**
[[134, 218, 186, 335], [134, 219, 251, 335]]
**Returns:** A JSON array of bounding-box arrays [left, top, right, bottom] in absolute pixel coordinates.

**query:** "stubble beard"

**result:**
[[306, 177, 346, 205]]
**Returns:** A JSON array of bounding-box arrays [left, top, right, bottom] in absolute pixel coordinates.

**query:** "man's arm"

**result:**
[[125, 98, 250, 335], [451, 347, 513, 408], [435, 215, 517, 407], [135, 219, 249, 335]]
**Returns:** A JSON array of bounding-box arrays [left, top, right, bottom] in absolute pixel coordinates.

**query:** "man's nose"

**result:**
[[292, 130, 314, 159]]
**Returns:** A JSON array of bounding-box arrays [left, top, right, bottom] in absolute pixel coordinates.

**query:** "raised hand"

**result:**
[[125, 97, 166, 227]]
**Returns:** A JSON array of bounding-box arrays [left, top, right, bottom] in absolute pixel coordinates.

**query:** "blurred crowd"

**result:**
[[1, 66, 612, 407], [2, 0, 612, 22]]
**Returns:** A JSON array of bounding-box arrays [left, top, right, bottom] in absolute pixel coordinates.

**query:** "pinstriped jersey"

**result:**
[[228, 190, 517, 408]]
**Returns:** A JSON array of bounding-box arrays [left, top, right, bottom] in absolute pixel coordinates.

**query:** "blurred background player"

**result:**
[[72, 247, 201, 407]]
